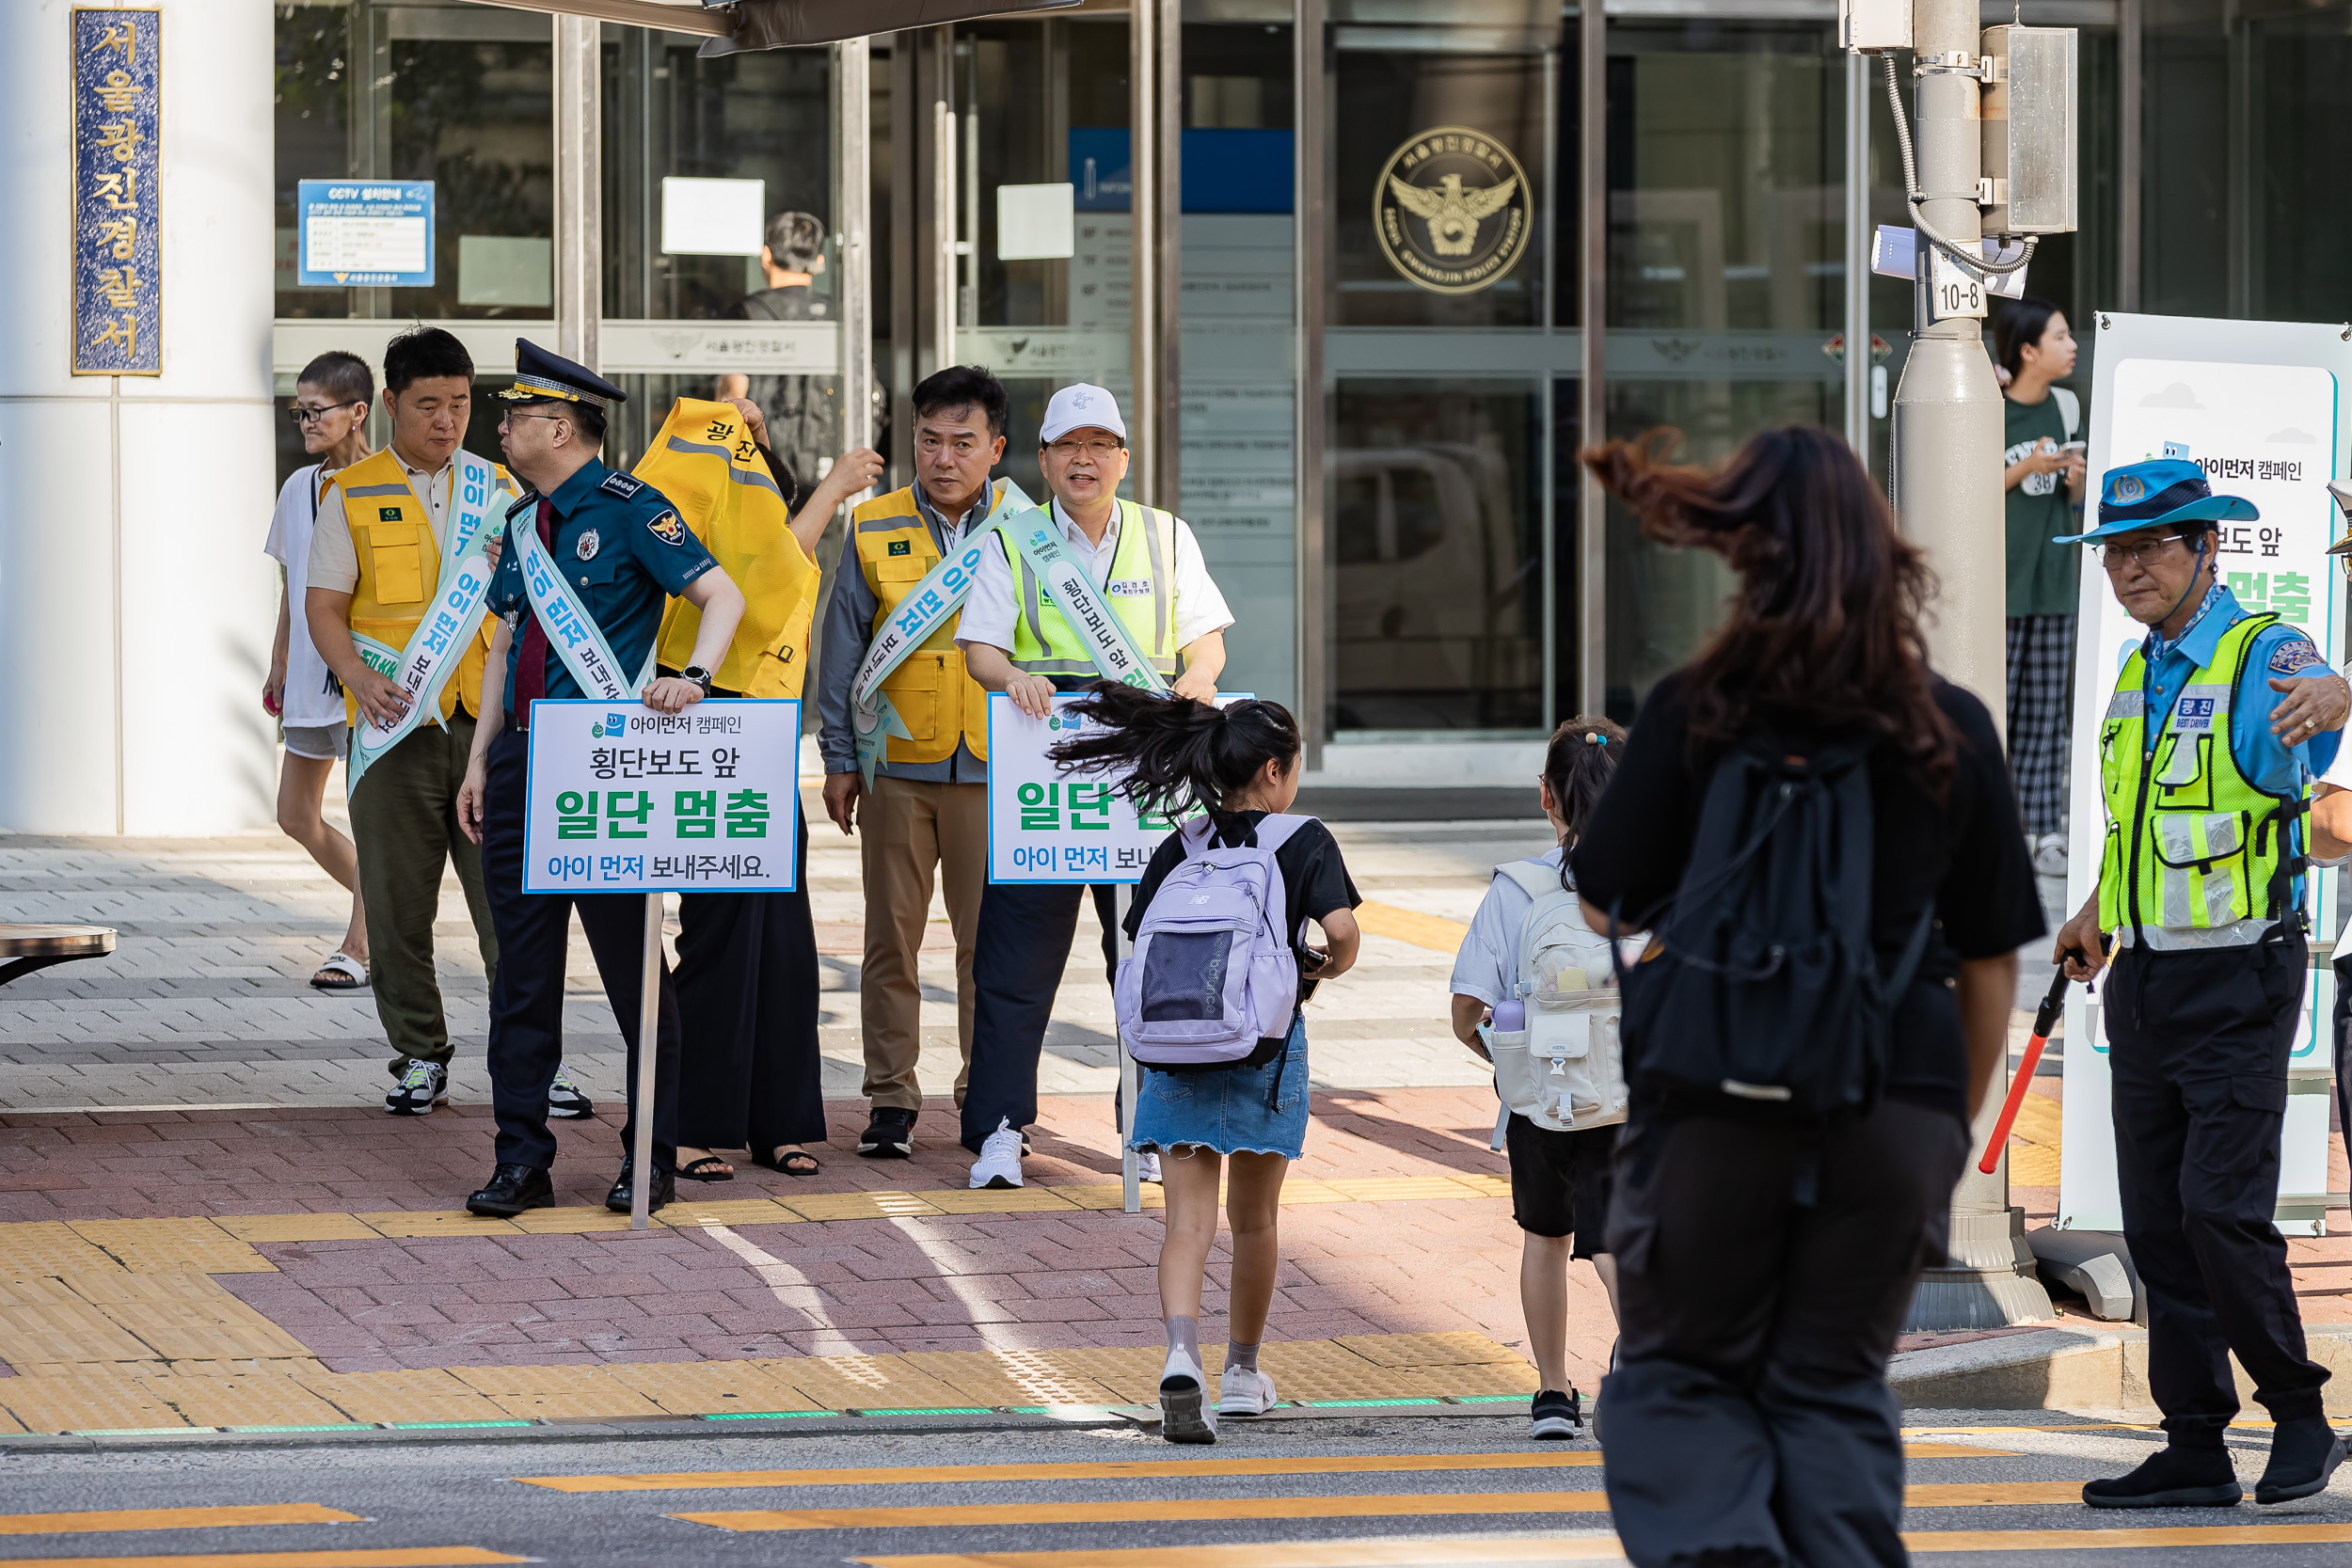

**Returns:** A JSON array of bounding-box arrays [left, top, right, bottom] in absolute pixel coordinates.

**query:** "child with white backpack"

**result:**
[[1450, 716, 1629, 1440], [1049, 688, 1361, 1445]]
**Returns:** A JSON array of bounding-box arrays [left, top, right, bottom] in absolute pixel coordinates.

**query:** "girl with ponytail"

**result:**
[[1050, 685, 1362, 1444], [1448, 717, 1629, 1441]]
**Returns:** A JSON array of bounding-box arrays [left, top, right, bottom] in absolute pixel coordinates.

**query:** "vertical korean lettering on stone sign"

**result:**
[[72, 8, 162, 375]]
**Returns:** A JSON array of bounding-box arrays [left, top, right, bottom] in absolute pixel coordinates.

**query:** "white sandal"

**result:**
[[310, 952, 370, 991]]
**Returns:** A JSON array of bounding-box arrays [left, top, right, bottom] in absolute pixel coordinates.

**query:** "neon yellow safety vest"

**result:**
[[2096, 611, 2301, 936], [1005, 499, 1182, 677]]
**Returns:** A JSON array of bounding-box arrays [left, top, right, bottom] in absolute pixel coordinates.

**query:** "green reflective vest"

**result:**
[[1006, 499, 1182, 677], [2096, 611, 2301, 937]]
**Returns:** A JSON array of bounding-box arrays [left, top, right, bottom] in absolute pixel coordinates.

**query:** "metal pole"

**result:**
[[1117, 883, 1140, 1213], [1844, 51, 1872, 452], [632, 893, 660, 1231], [551, 14, 600, 371], [1130, 1, 1160, 502], [1293, 0, 1327, 764], [836, 38, 877, 467], [1575, 0, 1607, 718]]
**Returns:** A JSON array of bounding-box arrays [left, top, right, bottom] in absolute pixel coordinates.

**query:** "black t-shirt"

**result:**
[[1566, 670, 2045, 1121], [1124, 810, 1362, 1001]]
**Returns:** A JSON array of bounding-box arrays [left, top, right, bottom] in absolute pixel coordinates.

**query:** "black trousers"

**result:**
[[481, 728, 681, 1173], [2107, 939, 2328, 1444], [2331, 952, 2352, 1227], [1600, 1099, 1967, 1568], [674, 812, 826, 1154], [960, 879, 1120, 1153]]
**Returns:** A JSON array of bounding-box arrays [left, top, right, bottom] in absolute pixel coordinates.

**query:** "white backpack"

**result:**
[[1483, 860, 1630, 1132]]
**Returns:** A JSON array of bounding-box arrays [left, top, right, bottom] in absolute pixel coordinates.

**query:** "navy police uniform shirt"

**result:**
[[492, 454, 719, 711]]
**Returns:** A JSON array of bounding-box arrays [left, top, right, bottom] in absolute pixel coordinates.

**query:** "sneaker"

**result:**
[[1160, 1347, 1216, 1444], [385, 1060, 447, 1116], [547, 1064, 594, 1119], [2255, 1417, 2346, 1504], [858, 1106, 916, 1159], [2032, 832, 2068, 878], [1136, 1149, 1163, 1184], [968, 1118, 1025, 1190], [2082, 1444, 2243, 1508], [1216, 1366, 1278, 1418], [1531, 1387, 1582, 1440]]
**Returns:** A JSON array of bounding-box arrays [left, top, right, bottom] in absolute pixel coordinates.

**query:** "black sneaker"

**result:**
[[2082, 1444, 2243, 1508], [547, 1065, 594, 1119], [2256, 1418, 2346, 1504], [858, 1106, 916, 1159], [1531, 1387, 1582, 1440]]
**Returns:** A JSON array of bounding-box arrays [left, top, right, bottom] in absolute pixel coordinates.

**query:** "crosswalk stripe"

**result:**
[[849, 1522, 2352, 1568], [518, 1453, 1606, 1492], [679, 1481, 2085, 1532], [520, 1442, 2007, 1495], [0, 1550, 528, 1568], [0, 1508, 361, 1538]]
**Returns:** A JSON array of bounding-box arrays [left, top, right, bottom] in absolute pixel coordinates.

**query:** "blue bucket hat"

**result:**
[[2053, 457, 2258, 544]]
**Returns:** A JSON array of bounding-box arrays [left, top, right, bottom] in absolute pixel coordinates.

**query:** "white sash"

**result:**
[[507, 499, 654, 704], [994, 501, 1170, 694], [345, 451, 507, 796]]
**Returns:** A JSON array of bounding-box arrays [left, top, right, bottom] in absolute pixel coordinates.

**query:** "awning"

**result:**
[[460, 0, 1086, 50]]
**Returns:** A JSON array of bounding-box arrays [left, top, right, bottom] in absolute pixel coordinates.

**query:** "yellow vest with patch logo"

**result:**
[[1006, 499, 1181, 677], [852, 486, 989, 765], [328, 448, 500, 726]]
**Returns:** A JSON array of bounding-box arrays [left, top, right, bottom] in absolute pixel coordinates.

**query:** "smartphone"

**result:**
[[2060, 441, 2087, 453]]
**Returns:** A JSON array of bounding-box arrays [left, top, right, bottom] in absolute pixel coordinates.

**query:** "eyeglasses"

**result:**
[[287, 402, 363, 427], [1045, 438, 1124, 461], [503, 412, 569, 428], [2093, 534, 2187, 571]]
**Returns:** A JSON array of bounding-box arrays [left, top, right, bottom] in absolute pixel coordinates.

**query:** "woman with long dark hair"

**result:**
[[1050, 688, 1361, 1443], [1568, 426, 2042, 1565]]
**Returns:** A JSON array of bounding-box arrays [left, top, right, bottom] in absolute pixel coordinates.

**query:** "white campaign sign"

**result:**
[[522, 699, 802, 894], [986, 694, 1170, 885], [2058, 313, 2352, 1236]]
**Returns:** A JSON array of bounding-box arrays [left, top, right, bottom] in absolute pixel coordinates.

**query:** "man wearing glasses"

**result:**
[[2054, 457, 2352, 1510], [954, 383, 1233, 1191], [265, 351, 375, 992]]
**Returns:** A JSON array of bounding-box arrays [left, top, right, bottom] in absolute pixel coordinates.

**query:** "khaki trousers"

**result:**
[[860, 774, 986, 1111]]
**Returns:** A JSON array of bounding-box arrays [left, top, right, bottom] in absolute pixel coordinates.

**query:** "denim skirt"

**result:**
[[1129, 1016, 1310, 1160]]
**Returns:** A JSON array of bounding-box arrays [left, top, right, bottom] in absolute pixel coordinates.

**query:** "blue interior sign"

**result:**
[[297, 180, 436, 288]]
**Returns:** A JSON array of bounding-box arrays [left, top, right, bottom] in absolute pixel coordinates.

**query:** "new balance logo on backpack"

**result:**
[[1117, 815, 1312, 1066]]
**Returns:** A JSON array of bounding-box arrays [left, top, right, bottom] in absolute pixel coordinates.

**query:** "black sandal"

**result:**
[[678, 1155, 735, 1182], [755, 1147, 820, 1177]]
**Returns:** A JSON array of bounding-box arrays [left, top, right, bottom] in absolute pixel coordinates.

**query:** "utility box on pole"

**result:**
[[1847, 0, 2078, 1331]]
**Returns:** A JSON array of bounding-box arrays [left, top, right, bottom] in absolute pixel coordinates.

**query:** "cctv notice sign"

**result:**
[[2059, 312, 2352, 1235], [522, 699, 800, 894]]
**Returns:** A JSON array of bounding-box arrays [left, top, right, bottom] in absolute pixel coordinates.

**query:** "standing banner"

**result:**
[[2059, 312, 2352, 1236], [986, 693, 1173, 885], [522, 699, 801, 894]]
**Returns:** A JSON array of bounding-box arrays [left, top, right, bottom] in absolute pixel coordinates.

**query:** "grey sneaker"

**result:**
[[385, 1060, 447, 1116], [547, 1065, 594, 1119]]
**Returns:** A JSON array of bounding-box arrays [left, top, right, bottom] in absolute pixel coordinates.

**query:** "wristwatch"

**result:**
[[680, 665, 715, 697]]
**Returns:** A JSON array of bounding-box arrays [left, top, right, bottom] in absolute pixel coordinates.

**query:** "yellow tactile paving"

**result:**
[[1355, 901, 1473, 952], [67, 1220, 275, 1275], [2006, 1091, 2063, 1185], [0, 1301, 157, 1365], [1334, 1332, 1524, 1369], [504, 1207, 635, 1235], [657, 1198, 802, 1227], [773, 1192, 946, 1222], [125, 1366, 347, 1430], [915, 1189, 1084, 1214], [0, 1223, 118, 1277], [351, 1212, 519, 1238], [894, 1349, 1123, 1408], [761, 1354, 972, 1413], [1048, 1185, 1166, 1212], [0, 1365, 191, 1433], [288, 1369, 508, 1427], [599, 1359, 819, 1417], [0, 1504, 363, 1537], [213, 1214, 385, 1244], [447, 1365, 666, 1422]]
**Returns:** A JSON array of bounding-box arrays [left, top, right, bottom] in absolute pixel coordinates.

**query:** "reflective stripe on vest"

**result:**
[[850, 486, 990, 765], [330, 448, 499, 726], [1009, 499, 1180, 676], [2096, 612, 2298, 938]]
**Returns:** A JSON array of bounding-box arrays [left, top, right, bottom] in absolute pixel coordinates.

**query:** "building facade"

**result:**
[[0, 0, 2342, 831]]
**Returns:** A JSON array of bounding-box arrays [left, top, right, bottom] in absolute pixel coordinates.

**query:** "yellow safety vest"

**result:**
[[851, 487, 990, 764], [328, 448, 498, 725], [1007, 499, 1181, 678], [2097, 611, 2301, 936]]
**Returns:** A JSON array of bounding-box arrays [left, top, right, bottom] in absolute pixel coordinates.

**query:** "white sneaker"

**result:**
[[1160, 1347, 1216, 1444], [2031, 832, 2068, 878], [1216, 1366, 1278, 1418], [384, 1060, 447, 1116], [1136, 1150, 1163, 1184], [968, 1118, 1025, 1190]]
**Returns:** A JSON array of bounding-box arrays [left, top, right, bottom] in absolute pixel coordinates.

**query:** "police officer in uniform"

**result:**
[[954, 383, 1234, 1190], [455, 341, 746, 1218], [2056, 458, 2351, 1507]]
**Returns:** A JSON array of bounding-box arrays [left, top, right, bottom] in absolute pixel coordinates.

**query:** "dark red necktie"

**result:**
[[512, 498, 557, 721]]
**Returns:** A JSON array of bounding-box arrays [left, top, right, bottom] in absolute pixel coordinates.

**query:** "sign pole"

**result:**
[[632, 892, 660, 1231], [1117, 882, 1140, 1215]]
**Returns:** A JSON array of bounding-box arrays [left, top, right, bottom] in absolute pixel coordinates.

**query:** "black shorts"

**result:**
[[1504, 1114, 1620, 1258]]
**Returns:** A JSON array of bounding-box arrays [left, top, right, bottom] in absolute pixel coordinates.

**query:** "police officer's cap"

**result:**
[[2052, 457, 2258, 546], [497, 339, 628, 410]]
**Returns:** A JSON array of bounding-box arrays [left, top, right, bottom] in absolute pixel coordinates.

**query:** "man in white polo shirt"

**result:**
[[954, 384, 1233, 1189]]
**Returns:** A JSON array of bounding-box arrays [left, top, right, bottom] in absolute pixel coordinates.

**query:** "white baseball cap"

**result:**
[[1039, 383, 1128, 446]]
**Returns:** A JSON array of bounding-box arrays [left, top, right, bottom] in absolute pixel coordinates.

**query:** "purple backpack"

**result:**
[[1115, 814, 1311, 1066]]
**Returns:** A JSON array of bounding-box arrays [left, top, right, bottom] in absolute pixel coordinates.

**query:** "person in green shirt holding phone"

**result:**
[[1998, 296, 2089, 874]]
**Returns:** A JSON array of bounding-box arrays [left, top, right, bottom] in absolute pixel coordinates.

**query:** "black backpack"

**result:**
[[1612, 735, 1934, 1121]]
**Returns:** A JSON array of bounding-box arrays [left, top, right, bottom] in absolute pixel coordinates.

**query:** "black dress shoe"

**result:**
[[2256, 1417, 2345, 1504], [857, 1106, 915, 1159], [606, 1157, 675, 1214], [466, 1163, 553, 1217], [2082, 1444, 2242, 1508]]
